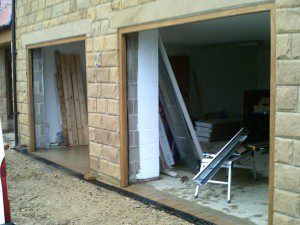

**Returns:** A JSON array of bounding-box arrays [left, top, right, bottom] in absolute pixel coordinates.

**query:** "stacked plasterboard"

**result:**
[[195, 118, 241, 143]]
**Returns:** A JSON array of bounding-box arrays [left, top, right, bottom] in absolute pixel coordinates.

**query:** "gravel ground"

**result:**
[[5, 150, 192, 225]]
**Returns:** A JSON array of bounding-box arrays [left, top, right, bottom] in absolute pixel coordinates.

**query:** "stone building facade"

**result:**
[[14, 0, 299, 224], [273, 1, 300, 224]]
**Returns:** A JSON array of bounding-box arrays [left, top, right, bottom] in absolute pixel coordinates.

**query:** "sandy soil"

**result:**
[[5, 150, 192, 225]]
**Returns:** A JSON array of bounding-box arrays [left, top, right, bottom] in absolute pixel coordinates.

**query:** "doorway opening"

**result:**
[[30, 40, 89, 175], [125, 11, 271, 225]]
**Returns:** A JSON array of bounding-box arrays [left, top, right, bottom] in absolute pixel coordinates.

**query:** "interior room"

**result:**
[[126, 12, 270, 225], [31, 41, 89, 175]]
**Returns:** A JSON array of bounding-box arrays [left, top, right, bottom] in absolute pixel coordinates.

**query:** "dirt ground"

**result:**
[[5, 150, 192, 225]]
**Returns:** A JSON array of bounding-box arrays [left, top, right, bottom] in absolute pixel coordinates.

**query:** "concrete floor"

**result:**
[[145, 167, 269, 225], [33, 146, 90, 175], [11, 137, 269, 225]]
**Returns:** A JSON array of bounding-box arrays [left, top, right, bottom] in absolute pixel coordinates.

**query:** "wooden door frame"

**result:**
[[26, 35, 87, 152], [118, 3, 276, 224]]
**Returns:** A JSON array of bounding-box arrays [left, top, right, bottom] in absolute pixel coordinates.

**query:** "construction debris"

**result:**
[[158, 34, 202, 169]]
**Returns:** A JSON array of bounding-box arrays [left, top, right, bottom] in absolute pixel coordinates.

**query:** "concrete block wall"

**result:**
[[127, 33, 140, 183], [32, 49, 46, 148], [274, 1, 300, 224], [0, 48, 7, 131]]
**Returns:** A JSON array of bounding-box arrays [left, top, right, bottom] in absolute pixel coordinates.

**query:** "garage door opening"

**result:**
[[126, 11, 271, 225], [30, 40, 89, 175]]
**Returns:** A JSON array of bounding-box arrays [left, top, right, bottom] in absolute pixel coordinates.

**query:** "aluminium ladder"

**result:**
[[193, 128, 248, 202]]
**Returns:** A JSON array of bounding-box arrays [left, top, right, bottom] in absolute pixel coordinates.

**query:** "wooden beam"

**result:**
[[27, 49, 36, 152], [119, 32, 128, 187], [27, 35, 86, 50], [74, 54, 89, 145], [268, 6, 276, 225], [55, 51, 69, 145], [60, 54, 77, 146], [70, 54, 84, 145]]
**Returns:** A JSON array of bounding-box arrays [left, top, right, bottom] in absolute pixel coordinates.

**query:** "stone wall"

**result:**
[[274, 1, 300, 224], [0, 47, 7, 131], [15, 3, 300, 222]]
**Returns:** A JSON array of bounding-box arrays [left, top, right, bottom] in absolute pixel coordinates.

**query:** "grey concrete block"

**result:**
[[128, 114, 138, 130]]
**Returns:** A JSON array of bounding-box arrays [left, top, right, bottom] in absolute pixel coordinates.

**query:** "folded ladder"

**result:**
[[193, 128, 256, 203]]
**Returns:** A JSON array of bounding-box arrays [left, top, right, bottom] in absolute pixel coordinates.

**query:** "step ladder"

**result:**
[[193, 128, 248, 202]]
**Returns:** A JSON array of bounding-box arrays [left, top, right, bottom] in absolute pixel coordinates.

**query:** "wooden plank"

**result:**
[[119, 33, 129, 187], [268, 6, 276, 225], [64, 54, 79, 146], [74, 54, 89, 145], [27, 35, 86, 50], [27, 49, 36, 152], [70, 54, 84, 145], [60, 54, 77, 146], [55, 51, 69, 145]]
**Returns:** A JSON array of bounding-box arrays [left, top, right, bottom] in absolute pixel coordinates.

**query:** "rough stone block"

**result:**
[[274, 188, 300, 217], [276, 8, 300, 33], [103, 34, 117, 50], [100, 114, 119, 131], [102, 145, 119, 163], [277, 34, 300, 59], [107, 99, 119, 115], [89, 127, 96, 141], [93, 36, 104, 52], [88, 113, 102, 128], [275, 112, 300, 138], [109, 67, 118, 83], [87, 83, 101, 98], [276, 86, 298, 110], [89, 142, 103, 158], [293, 140, 300, 166], [99, 159, 120, 179], [101, 52, 118, 66], [96, 67, 110, 82], [90, 156, 100, 172], [86, 38, 94, 53], [274, 212, 300, 225], [275, 137, 293, 164], [96, 3, 111, 20], [274, 163, 300, 193], [95, 129, 120, 148], [76, 0, 91, 10], [276, 0, 300, 9], [88, 98, 97, 113], [101, 83, 119, 99], [277, 61, 300, 85], [97, 99, 107, 113]]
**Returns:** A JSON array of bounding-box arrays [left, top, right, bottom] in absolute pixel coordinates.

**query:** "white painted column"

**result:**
[[136, 29, 159, 180]]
